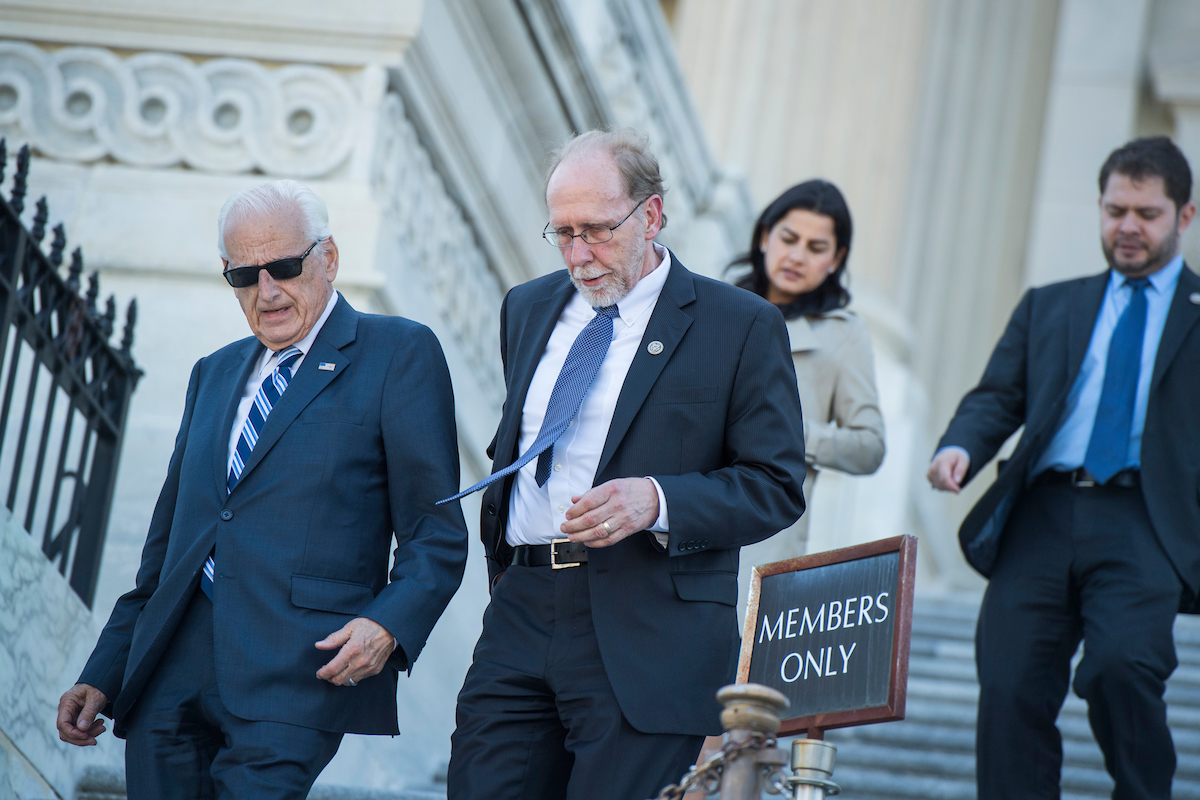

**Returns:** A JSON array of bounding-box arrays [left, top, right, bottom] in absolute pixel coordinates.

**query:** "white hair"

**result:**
[[217, 179, 331, 260]]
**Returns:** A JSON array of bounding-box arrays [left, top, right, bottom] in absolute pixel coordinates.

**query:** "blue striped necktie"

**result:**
[[201, 345, 303, 600], [1083, 278, 1149, 484], [438, 305, 618, 505]]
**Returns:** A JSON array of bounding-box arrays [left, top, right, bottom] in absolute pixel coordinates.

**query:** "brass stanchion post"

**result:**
[[786, 735, 839, 799], [714, 684, 790, 800]]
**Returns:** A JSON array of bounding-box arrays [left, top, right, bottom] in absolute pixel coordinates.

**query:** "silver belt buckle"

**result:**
[[550, 538, 581, 569], [1072, 468, 1096, 488]]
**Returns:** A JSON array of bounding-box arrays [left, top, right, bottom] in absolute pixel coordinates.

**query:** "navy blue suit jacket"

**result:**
[[79, 295, 468, 735], [478, 256, 807, 736], [938, 266, 1200, 609]]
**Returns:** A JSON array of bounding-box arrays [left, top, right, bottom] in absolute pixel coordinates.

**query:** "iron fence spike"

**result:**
[[11, 144, 30, 215], [68, 248, 84, 293], [86, 271, 99, 311], [49, 224, 67, 267], [31, 197, 48, 244], [102, 295, 116, 338], [121, 298, 138, 355]]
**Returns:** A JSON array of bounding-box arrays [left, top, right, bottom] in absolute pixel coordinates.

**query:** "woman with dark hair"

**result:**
[[733, 179, 885, 559]]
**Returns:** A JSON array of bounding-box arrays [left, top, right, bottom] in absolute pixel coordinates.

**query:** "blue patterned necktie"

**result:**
[[201, 345, 303, 599], [1083, 278, 1149, 484], [438, 305, 619, 505]]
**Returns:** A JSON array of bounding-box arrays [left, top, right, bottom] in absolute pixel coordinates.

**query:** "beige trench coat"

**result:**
[[738, 309, 886, 616]]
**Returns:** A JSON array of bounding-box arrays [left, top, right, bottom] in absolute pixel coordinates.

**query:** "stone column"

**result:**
[[1148, 0, 1200, 269], [671, 0, 1061, 589]]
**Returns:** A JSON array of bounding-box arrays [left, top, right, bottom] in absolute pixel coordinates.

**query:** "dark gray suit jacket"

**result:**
[[79, 295, 468, 735], [938, 266, 1200, 610], [478, 254, 807, 736]]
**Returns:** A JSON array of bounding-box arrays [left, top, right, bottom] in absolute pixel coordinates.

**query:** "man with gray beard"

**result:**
[[442, 129, 807, 800]]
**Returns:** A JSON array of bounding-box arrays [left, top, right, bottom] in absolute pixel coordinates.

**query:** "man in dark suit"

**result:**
[[443, 129, 807, 800], [55, 180, 468, 799], [928, 136, 1200, 799]]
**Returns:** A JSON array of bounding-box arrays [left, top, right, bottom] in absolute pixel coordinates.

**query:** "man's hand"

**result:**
[[561, 478, 659, 547], [57, 683, 108, 746], [315, 617, 395, 686], [928, 448, 971, 494]]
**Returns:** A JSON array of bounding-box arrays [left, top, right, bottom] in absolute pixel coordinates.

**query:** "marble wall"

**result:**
[[0, 508, 123, 797]]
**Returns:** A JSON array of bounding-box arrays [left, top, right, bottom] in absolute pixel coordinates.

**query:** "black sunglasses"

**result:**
[[222, 240, 321, 288]]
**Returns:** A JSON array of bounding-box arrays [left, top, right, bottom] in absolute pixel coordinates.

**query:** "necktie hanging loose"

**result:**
[[437, 305, 619, 505]]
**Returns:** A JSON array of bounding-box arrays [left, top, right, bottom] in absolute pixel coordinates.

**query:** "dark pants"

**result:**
[[976, 480, 1182, 800], [448, 564, 704, 800], [122, 590, 343, 800]]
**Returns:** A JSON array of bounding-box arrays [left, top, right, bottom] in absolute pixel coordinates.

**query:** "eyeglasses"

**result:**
[[542, 197, 649, 248], [222, 240, 321, 288]]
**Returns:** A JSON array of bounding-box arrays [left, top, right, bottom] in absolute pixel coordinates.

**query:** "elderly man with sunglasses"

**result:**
[[445, 130, 806, 800], [56, 180, 468, 800]]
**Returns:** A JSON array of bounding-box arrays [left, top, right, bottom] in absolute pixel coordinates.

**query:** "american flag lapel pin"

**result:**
[[318, 362, 336, 372]]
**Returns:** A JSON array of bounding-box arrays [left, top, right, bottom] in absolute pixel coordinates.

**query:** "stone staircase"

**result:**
[[824, 593, 1200, 799]]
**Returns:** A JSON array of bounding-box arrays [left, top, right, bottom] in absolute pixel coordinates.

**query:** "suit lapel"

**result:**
[[1151, 262, 1200, 392], [229, 294, 358, 493], [214, 339, 265, 495], [1067, 272, 1110, 381], [594, 257, 696, 480], [494, 276, 575, 469]]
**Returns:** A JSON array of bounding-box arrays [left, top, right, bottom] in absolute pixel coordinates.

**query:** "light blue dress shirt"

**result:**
[[1032, 254, 1184, 476]]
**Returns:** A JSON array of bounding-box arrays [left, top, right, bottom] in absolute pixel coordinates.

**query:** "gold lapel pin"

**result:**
[[1190, 292, 1200, 305], [318, 362, 336, 371], [647, 341, 664, 355]]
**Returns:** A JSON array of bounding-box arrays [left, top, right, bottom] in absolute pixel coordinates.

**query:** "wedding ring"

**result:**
[[602, 521, 613, 537], [347, 678, 357, 687]]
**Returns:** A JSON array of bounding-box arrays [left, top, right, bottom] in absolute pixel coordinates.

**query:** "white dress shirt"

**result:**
[[227, 291, 339, 475], [506, 246, 672, 547]]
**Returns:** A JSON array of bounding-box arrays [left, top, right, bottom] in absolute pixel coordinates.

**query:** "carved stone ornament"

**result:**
[[0, 40, 359, 177], [372, 92, 506, 409]]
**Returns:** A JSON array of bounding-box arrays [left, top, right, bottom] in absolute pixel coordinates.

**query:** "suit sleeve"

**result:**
[[77, 359, 203, 708], [807, 319, 886, 475], [936, 288, 1033, 484], [653, 303, 808, 553], [366, 324, 468, 671]]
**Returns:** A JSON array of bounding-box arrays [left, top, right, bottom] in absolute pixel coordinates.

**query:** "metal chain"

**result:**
[[648, 735, 776, 800]]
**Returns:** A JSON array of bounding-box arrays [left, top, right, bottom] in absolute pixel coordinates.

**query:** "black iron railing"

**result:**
[[0, 139, 142, 608]]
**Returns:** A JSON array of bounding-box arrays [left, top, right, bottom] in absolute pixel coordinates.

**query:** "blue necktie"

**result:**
[[438, 305, 618, 505], [201, 345, 303, 600], [1083, 278, 1149, 484]]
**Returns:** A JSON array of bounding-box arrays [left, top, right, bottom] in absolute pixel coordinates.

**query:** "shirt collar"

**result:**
[[613, 244, 671, 326], [258, 290, 339, 375], [1108, 252, 1184, 295]]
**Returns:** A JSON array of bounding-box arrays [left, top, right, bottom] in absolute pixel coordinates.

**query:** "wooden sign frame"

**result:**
[[737, 535, 917, 737]]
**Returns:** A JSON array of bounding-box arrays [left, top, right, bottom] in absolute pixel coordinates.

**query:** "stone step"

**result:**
[[73, 766, 446, 800], [809, 595, 1200, 800]]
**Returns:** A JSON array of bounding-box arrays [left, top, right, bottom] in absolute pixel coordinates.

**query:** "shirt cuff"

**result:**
[[645, 476, 669, 548], [935, 445, 970, 461]]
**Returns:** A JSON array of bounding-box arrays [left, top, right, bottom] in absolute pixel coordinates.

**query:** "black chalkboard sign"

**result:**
[[737, 535, 916, 736]]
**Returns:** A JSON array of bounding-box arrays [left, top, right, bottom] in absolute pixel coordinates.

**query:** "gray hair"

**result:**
[[217, 179, 331, 260], [546, 128, 668, 230]]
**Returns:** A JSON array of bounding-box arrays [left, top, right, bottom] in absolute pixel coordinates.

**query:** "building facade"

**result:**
[[0, 0, 749, 795]]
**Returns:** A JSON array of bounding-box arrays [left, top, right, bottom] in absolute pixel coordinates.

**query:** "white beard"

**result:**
[[570, 235, 646, 308]]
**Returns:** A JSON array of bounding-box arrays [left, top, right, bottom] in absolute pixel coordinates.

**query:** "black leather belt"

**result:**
[[512, 538, 589, 569], [1038, 467, 1140, 489]]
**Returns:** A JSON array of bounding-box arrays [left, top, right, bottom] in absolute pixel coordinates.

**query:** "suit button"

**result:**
[[220, 509, 233, 521], [701, 540, 709, 548], [486, 503, 497, 516]]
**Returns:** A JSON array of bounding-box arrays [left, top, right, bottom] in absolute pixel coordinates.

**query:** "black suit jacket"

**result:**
[[938, 266, 1200, 609], [478, 254, 807, 736], [79, 296, 468, 735]]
